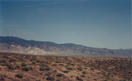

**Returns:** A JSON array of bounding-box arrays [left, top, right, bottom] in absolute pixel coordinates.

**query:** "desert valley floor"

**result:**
[[0, 52, 132, 81]]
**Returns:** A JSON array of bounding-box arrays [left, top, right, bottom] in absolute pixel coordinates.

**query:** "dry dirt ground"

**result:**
[[0, 52, 132, 81]]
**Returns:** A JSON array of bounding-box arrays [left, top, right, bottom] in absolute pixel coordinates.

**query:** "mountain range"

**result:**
[[0, 36, 131, 57]]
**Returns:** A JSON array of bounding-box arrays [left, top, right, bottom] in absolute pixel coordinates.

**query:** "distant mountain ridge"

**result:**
[[0, 36, 131, 57]]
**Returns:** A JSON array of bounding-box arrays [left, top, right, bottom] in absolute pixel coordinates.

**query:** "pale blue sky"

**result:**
[[0, 0, 131, 49]]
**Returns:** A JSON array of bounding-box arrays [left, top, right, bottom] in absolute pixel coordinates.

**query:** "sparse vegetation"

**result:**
[[0, 52, 132, 81]]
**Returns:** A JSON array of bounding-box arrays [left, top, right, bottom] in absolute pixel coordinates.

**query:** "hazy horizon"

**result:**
[[0, 0, 131, 49]]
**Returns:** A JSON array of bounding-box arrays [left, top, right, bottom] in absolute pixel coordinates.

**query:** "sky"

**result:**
[[0, 0, 131, 49]]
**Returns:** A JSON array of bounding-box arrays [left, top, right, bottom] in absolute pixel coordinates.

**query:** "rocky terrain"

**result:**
[[0, 36, 131, 57], [0, 52, 132, 81]]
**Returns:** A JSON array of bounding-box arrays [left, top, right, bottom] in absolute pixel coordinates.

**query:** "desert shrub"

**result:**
[[16, 65, 20, 69], [39, 63, 47, 67], [53, 70, 57, 72], [70, 76, 73, 78], [56, 80, 60, 81], [93, 78, 96, 80], [0, 60, 6, 63], [59, 63, 64, 66], [0, 75, 4, 80], [6, 64, 15, 70], [46, 76, 55, 81], [76, 76, 83, 81], [52, 64, 57, 66], [40, 72, 43, 75], [81, 75, 85, 77], [45, 67, 50, 71], [119, 80, 126, 81], [90, 67, 94, 71], [128, 72, 132, 74], [36, 60, 40, 63], [21, 63, 27, 67], [66, 65, 74, 70], [32, 61, 36, 64], [82, 71, 87, 74], [56, 61, 61, 63], [36, 80, 41, 81], [8, 59, 16, 62], [70, 63, 75, 66], [63, 70, 69, 73], [103, 80, 107, 81], [56, 73, 64, 77], [45, 72, 51, 76], [77, 67, 82, 71], [15, 74, 23, 78], [22, 67, 32, 71], [3, 55, 8, 58], [39, 67, 50, 71]]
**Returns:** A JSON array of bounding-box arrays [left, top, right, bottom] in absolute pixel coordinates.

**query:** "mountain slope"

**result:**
[[0, 36, 131, 57]]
